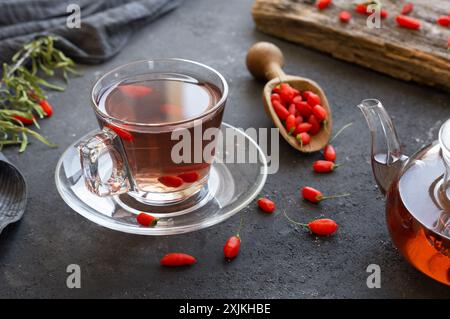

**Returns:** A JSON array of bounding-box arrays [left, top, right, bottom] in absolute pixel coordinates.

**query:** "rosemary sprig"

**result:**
[[0, 36, 77, 152]]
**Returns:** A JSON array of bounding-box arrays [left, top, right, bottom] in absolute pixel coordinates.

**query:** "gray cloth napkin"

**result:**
[[0, 0, 183, 64], [0, 152, 27, 235]]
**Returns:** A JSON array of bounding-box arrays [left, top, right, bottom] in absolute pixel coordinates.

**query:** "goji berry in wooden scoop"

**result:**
[[246, 42, 333, 153]]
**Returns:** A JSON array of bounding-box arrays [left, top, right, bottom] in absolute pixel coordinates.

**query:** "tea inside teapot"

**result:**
[[359, 99, 450, 286]]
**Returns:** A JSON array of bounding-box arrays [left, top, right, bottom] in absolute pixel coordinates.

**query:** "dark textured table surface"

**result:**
[[1, 0, 449, 298]]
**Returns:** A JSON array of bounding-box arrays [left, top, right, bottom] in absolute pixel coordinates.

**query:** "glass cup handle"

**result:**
[[78, 128, 130, 197]]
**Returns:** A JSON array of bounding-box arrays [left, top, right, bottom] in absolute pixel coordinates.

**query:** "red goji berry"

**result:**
[[323, 144, 336, 162], [296, 101, 313, 118], [288, 103, 296, 116], [285, 114, 296, 135], [312, 105, 327, 122], [294, 122, 312, 135], [339, 11, 351, 23], [279, 83, 295, 104], [119, 84, 152, 97], [317, 0, 332, 10], [304, 91, 321, 107], [396, 15, 421, 30], [158, 175, 184, 188], [160, 253, 196, 267], [302, 186, 350, 204], [313, 160, 340, 173], [437, 16, 450, 27], [272, 100, 290, 120], [272, 85, 281, 94], [295, 115, 303, 125], [257, 197, 276, 213], [177, 171, 200, 183], [136, 212, 158, 227], [39, 100, 53, 117], [296, 132, 311, 147], [105, 123, 134, 142], [271, 93, 281, 104], [284, 212, 338, 236], [308, 219, 338, 236], [355, 3, 367, 15], [224, 235, 241, 259], [401, 2, 413, 15], [308, 115, 321, 135], [293, 95, 303, 104], [13, 115, 35, 125]]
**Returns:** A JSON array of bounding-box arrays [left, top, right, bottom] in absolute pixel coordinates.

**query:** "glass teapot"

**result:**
[[359, 99, 450, 286]]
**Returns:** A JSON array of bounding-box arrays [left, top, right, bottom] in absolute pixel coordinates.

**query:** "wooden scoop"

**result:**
[[246, 42, 332, 153]]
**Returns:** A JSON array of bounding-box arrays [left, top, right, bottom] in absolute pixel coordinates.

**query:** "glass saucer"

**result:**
[[55, 123, 268, 235]]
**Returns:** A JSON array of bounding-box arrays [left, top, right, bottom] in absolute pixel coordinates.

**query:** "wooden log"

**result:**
[[252, 0, 450, 92]]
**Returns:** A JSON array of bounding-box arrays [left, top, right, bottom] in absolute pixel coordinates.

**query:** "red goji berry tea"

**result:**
[[80, 59, 228, 208], [97, 78, 222, 195], [360, 99, 450, 286]]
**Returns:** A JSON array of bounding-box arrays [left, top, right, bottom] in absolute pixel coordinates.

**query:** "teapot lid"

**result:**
[[397, 119, 450, 241]]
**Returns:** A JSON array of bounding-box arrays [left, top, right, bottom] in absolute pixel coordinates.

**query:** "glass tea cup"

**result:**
[[78, 59, 228, 207]]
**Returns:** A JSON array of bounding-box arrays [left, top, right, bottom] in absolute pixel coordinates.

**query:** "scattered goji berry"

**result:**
[[313, 160, 340, 173], [302, 186, 350, 204], [396, 15, 421, 30], [224, 235, 241, 259], [437, 16, 450, 27], [323, 144, 336, 161], [355, 3, 367, 15], [257, 197, 276, 213], [317, 0, 332, 10], [296, 132, 311, 147], [284, 211, 338, 236], [401, 2, 413, 15], [160, 253, 196, 267], [339, 11, 351, 23], [308, 219, 338, 236]]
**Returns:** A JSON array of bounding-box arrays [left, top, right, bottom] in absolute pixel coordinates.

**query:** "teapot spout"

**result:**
[[358, 99, 408, 196]]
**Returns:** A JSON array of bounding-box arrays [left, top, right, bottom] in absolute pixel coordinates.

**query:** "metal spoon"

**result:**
[[0, 152, 27, 234]]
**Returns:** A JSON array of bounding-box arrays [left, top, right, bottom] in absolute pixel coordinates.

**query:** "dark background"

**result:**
[[0, 0, 449, 298]]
